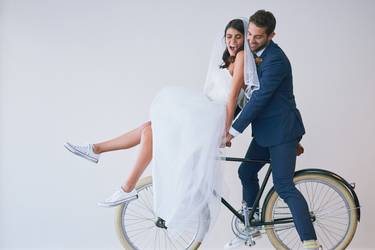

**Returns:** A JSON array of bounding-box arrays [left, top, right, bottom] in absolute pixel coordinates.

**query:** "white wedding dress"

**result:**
[[149, 18, 259, 238], [150, 69, 231, 237]]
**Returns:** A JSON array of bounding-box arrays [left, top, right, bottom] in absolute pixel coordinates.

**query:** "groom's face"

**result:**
[[248, 22, 274, 52]]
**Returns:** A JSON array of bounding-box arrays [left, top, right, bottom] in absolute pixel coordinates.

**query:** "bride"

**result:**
[[64, 17, 258, 235]]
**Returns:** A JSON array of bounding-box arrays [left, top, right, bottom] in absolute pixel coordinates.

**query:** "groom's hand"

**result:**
[[296, 143, 304, 156]]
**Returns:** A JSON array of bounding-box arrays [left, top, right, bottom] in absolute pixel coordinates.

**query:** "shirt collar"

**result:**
[[256, 47, 266, 57]]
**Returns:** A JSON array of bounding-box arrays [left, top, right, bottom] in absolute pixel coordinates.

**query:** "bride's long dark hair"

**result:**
[[220, 19, 245, 69]]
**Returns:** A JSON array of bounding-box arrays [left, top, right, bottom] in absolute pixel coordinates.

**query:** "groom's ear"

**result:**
[[268, 32, 275, 41]]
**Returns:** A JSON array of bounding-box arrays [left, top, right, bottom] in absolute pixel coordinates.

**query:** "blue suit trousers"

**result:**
[[238, 138, 317, 241]]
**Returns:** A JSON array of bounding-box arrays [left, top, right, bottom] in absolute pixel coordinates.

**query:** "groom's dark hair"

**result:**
[[249, 10, 276, 35]]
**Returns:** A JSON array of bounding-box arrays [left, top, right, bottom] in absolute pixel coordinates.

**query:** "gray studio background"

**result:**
[[1, 0, 374, 249]]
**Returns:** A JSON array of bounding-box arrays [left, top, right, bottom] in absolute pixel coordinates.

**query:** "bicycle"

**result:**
[[114, 157, 361, 250]]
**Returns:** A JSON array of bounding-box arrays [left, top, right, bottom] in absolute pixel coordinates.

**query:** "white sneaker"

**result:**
[[98, 189, 138, 207], [224, 237, 247, 249], [303, 240, 322, 250], [64, 142, 100, 163]]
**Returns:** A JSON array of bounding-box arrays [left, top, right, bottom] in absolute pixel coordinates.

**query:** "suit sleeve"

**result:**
[[232, 54, 287, 133]]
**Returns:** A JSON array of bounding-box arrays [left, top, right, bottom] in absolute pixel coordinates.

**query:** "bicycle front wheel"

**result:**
[[115, 176, 201, 250], [263, 173, 358, 250]]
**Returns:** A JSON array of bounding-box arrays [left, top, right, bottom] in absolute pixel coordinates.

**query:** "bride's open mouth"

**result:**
[[229, 46, 238, 53]]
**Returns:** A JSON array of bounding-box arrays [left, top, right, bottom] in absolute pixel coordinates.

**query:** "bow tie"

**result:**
[[253, 53, 263, 65], [255, 56, 263, 65]]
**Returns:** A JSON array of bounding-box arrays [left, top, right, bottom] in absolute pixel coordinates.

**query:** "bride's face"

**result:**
[[225, 28, 244, 56], [248, 22, 274, 52]]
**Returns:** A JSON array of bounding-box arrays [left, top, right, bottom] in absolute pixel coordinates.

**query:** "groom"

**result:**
[[226, 10, 319, 249]]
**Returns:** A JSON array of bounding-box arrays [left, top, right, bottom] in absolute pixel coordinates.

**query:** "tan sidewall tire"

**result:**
[[264, 174, 358, 250], [114, 176, 201, 250]]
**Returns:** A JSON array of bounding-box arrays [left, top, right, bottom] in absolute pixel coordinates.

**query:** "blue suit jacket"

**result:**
[[232, 40, 305, 147]]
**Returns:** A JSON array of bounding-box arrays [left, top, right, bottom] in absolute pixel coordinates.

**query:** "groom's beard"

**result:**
[[250, 41, 269, 53]]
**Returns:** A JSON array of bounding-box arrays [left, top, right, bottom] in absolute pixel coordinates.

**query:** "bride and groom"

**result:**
[[65, 10, 320, 249]]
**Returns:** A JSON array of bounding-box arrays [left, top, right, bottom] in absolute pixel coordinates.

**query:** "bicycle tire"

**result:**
[[263, 173, 358, 250]]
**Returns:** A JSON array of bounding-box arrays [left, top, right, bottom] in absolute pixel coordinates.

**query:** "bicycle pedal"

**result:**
[[250, 230, 262, 239], [245, 238, 256, 247]]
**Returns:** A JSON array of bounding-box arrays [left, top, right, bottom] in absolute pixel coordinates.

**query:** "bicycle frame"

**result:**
[[220, 157, 300, 227]]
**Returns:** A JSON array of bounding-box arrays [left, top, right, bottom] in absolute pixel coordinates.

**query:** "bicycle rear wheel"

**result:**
[[115, 176, 201, 250], [263, 173, 358, 250]]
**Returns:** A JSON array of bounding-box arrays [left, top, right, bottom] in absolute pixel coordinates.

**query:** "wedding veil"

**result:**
[[203, 17, 260, 102]]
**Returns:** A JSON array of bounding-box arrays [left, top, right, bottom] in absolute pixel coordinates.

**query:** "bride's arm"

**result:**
[[225, 51, 244, 133]]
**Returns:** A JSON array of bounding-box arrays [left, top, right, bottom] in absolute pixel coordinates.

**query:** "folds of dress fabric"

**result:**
[[150, 86, 226, 236]]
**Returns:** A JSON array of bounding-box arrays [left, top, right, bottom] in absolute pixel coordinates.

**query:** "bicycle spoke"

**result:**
[[317, 220, 337, 247], [315, 206, 349, 218], [315, 228, 329, 249], [154, 228, 159, 250], [165, 229, 179, 250], [128, 200, 154, 216], [316, 193, 342, 213], [138, 193, 155, 215], [303, 181, 313, 210], [119, 182, 198, 250], [125, 210, 154, 221], [311, 181, 320, 211], [315, 185, 331, 212], [265, 175, 357, 250], [318, 215, 348, 225], [317, 220, 347, 236]]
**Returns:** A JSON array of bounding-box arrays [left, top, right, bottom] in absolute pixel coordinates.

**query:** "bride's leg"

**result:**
[[93, 121, 151, 154], [121, 123, 153, 192], [97, 123, 153, 207]]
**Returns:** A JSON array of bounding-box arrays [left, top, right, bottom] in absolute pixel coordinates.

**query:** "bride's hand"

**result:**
[[226, 133, 233, 147], [220, 133, 233, 148]]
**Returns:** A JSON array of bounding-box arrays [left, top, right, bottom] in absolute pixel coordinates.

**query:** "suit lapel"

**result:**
[[259, 40, 274, 62], [256, 40, 275, 77]]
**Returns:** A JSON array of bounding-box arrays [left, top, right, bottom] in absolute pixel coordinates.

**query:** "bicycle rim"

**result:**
[[264, 174, 357, 250]]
